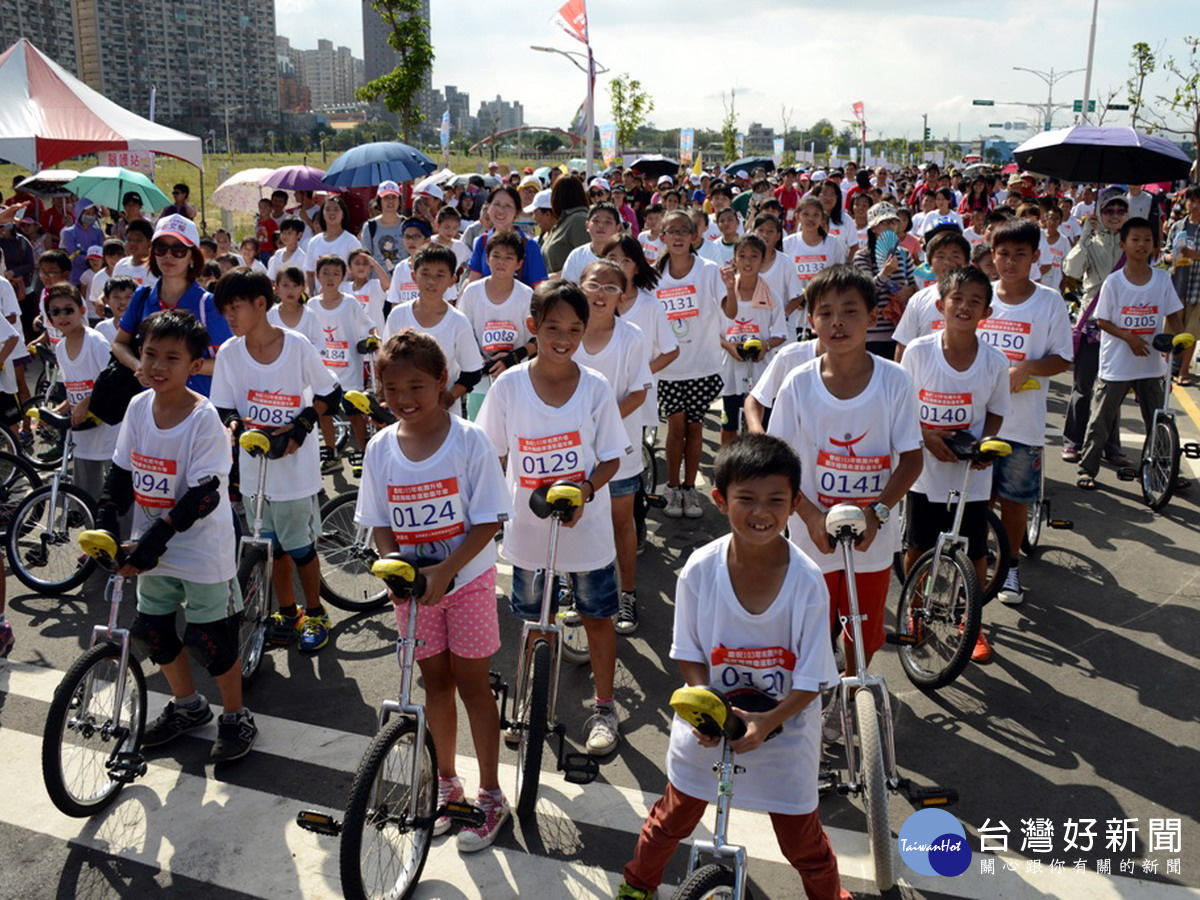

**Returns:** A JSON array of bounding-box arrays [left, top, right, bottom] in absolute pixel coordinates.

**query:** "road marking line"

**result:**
[[1175, 384, 1200, 436]]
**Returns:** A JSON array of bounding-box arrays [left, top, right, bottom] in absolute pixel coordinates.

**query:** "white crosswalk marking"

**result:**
[[3, 659, 1197, 899]]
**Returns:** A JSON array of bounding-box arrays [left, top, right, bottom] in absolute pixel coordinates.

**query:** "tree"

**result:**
[[1128, 41, 1157, 129], [609, 74, 654, 156], [1092, 85, 1123, 126], [721, 89, 738, 161], [355, 0, 435, 141], [1146, 36, 1200, 175], [534, 132, 565, 156]]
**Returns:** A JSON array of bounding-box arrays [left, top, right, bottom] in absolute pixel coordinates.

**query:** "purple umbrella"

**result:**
[[261, 165, 332, 192], [1013, 126, 1192, 184]]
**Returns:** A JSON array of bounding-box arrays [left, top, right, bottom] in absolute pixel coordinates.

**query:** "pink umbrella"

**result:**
[[261, 165, 333, 192], [1001, 162, 1019, 175]]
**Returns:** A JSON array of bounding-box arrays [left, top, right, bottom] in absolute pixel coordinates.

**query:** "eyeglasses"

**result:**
[[664, 228, 692, 237], [589, 190, 607, 197], [48, 306, 77, 317], [581, 281, 623, 296], [153, 243, 191, 258]]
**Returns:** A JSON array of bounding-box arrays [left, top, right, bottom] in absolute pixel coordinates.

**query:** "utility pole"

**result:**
[[1012, 66, 1083, 131], [1079, 0, 1100, 123], [921, 113, 928, 158]]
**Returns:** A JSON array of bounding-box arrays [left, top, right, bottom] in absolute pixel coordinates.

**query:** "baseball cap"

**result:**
[[416, 183, 444, 202], [810, 171, 828, 182], [1098, 186, 1129, 211], [377, 180, 402, 197], [866, 201, 901, 229], [590, 177, 612, 192], [523, 188, 553, 214], [657, 175, 673, 186], [519, 176, 541, 192], [152, 213, 199, 248], [523, 166, 534, 175], [86, 245, 103, 259]]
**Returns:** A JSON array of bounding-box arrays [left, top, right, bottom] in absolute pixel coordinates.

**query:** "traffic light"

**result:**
[[924, 126, 931, 141]]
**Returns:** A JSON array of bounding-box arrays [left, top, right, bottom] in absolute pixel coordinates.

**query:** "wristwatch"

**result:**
[[869, 502, 890, 526]]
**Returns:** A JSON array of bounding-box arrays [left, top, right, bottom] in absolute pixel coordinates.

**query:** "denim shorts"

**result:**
[[609, 474, 642, 498], [991, 441, 1042, 504], [510, 561, 619, 621]]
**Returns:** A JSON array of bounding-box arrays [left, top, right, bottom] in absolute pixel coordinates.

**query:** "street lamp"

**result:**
[[531, 45, 610, 178], [223, 104, 243, 164], [1011, 66, 1083, 132], [267, 130, 276, 157]]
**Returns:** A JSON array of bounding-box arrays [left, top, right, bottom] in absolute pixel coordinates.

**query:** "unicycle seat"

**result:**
[[529, 480, 584, 519], [670, 686, 781, 742], [942, 431, 1011, 463], [1152, 332, 1195, 354]]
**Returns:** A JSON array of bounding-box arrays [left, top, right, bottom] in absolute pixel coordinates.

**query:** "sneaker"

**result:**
[[0, 622, 13, 658], [210, 709, 257, 762], [346, 449, 364, 478], [585, 704, 620, 756], [320, 446, 341, 474], [615, 591, 639, 635], [298, 611, 331, 652], [681, 486, 703, 519], [615, 882, 655, 900], [266, 607, 304, 646], [1061, 444, 1080, 463], [821, 694, 843, 744], [997, 566, 1024, 606], [141, 697, 213, 748], [972, 629, 994, 663], [456, 789, 511, 852], [434, 776, 465, 837], [502, 721, 522, 746], [663, 486, 683, 518]]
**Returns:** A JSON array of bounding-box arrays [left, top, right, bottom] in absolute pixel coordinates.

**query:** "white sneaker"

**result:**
[[434, 775, 465, 837], [585, 704, 620, 756], [681, 486, 703, 519], [663, 486, 683, 518], [998, 565, 1025, 605], [822, 694, 843, 744], [456, 789, 510, 852]]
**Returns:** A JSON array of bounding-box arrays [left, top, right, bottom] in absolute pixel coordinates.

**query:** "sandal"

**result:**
[[1175, 376, 1195, 387], [1076, 473, 1098, 491]]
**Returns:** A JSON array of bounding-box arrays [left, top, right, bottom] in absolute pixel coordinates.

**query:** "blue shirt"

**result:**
[[118, 281, 230, 396], [467, 228, 548, 286]]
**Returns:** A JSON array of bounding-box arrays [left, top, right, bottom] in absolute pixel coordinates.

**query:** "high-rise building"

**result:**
[[299, 39, 362, 108], [745, 122, 776, 154], [443, 85, 472, 135], [477, 95, 524, 135], [0, 0, 78, 73], [275, 36, 310, 112]]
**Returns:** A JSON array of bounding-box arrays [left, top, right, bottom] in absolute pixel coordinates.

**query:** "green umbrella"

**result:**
[[63, 166, 171, 213]]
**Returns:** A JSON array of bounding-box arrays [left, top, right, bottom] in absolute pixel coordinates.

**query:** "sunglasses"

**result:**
[[48, 306, 78, 317], [153, 243, 192, 258]]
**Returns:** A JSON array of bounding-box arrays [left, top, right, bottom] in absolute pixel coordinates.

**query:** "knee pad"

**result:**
[[183, 617, 240, 677], [285, 543, 318, 567], [130, 612, 183, 665]]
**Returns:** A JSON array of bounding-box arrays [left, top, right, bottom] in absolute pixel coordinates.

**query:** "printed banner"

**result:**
[[568, 98, 588, 138], [599, 123, 617, 166], [693, 152, 703, 175], [104, 150, 153, 174], [551, 0, 589, 45], [439, 110, 450, 158], [772, 137, 784, 165], [679, 128, 694, 164], [852, 101, 865, 123]]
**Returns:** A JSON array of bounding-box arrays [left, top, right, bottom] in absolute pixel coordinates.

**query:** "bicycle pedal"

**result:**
[[296, 809, 342, 836], [644, 493, 667, 510], [906, 784, 959, 807], [1116, 466, 1138, 482], [444, 801, 486, 827], [106, 751, 147, 784], [885, 633, 919, 646], [488, 670, 506, 695], [1048, 518, 1074, 530], [559, 753, 599, 784], [1182, 443, 1200, 460], [556, 609, 582, 628]]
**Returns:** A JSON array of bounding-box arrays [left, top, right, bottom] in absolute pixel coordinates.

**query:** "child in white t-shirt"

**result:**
[[96, 275, 136, 345], [892, 230, 972, 360], [387, 219, 459, 309], [355, 329, 514, 851], [0, 309, 22, 441], [267, 265, 321, 346], [266, 217, 308, 281], [477, 280, 631, 758], [561, 202, 621, 285], [1077, 218, 1183, 487], [1038, 206, 1072, 293], [238, 238, 269, 277], [782, 196, 842, 333], [637, 204, 666, 265], [616, 435, 848, 900], [751, 212, 804, 337], [341, 248, 390, 330]]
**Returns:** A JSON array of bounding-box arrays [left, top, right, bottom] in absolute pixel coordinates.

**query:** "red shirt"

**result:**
[[255, 217, 278, 253]]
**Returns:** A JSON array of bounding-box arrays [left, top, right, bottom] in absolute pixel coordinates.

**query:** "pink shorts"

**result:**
[[393, 568, 501, 661]]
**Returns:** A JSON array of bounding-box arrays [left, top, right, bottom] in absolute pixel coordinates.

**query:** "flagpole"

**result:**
[[585, 47, 595, 178]]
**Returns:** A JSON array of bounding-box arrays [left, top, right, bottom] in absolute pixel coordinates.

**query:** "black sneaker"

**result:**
[[211, 710, 257, 762], [320, 446, 341, 475], [141, 698, 213, 748], [615, 591, 639, 635], [346, 449, 364, 478]]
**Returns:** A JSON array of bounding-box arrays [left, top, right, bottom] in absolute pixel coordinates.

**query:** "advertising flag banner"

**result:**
[[679, 128, 694, 163], [736, 133, 745, 157], [772, 138, 784, 165], [551, 0, 589, 44], [599, 123, 617, 166], [852, 101, 865, 123]]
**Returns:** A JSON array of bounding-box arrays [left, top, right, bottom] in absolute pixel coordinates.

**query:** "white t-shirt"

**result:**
[[112, 392, 235, 584], [457, 277, 533, 398], [1058, 217, 1081, 244], [825, 220, 857, 260], [386, 260, 457, 307], [340, 278, 387, 330], [561, 244, 601, 285], [1037, 233, 1072, 292], [638, 233, 665, 265], [982, 282, 1074, 446], [95, 318, 117, 345], [307, 295, 375, 390], [782, 232, 842, 292], [239, 258, 269, 277], [698, 239, 735, 267], [382, 301, 484, 394], [112, 257, 157, 290], [0, 275, 20, 321], [574, 319, 653, 480], [210, 330, 339, 502], [719, 294, 788, 397], [922, 210, 964, 234], [354, 417, 512, 586], [432, 237, 471, 271], [55, 328, 119, 461], [892, 284, 942, 348], [901, 333, 1013, 502], [668, 535, 839, 815], [0, 313, 22, 393], [749, 338, 820, 409], [86, 269, 110, 314], [758, 252, 803, 335], [620, 289, 678, 427], [1094, 267, 1183, 383], [266, 304, 322, 347], [267, 246, 308, 281], [654, 256, 724, 381], [304, 231, 363, 272], [767, 356, 922, 574], [476, 363, 630, 573], [962, 227, 986, 248], [1072, 201, 1095, 222]]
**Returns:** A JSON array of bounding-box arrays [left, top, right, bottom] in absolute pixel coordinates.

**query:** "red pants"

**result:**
[[623, 782, 852, 899], [825, 567, 893, 658]]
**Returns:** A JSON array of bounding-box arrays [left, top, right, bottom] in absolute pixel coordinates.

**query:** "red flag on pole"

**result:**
[[551, 0, 589, 45], [852, 101, 865, 123]]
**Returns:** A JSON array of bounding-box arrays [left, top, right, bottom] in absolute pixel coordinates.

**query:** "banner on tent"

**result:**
[[104, 151, 153, 174], [679, 128, 694, 163], [599, 124, 617, 166], [772, 138, 784, 165]]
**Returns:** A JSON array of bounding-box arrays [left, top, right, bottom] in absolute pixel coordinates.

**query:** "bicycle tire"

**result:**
[[339, 716, 436, 900], [0, 425, 17, 456], [18, 394, 65, 470], [236, 546, 270, 685], [891, 496, 908, 582], [42, 642, 146, 817], [855, 689, 895, 893], [1022, 466, 1047, 555], [6, 483, 96, 593], [333, 415, 352, 454], [1140, 418, 1179, 511], [317, 493, 387, 612], [675, 862, 749, 900], [515, 639, 551, 819], [557, 583, 590, 666], [0, 451, 42, 538], [640, 440, 658, 496], [981, 510, 1010, 605], [896, 546, 981, 690]]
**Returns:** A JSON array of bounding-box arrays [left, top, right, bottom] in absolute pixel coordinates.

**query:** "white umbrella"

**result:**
[[213, 168, 276, 213], [414, 168, 455, 193]]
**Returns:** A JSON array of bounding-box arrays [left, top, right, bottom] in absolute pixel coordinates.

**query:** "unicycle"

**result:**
[[296, 555, 483, 900], [820, 504, 958, 894], [234, 431, 275, 684], [893, 434, 1010, 690], [41, 530, 147, 817], [1022, 460, 1074, 555]]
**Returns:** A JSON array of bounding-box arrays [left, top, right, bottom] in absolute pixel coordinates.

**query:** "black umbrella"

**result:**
[[628, 154, 681, 179], [723, 157, 775, 179], [1013, 126, 1192, 184]]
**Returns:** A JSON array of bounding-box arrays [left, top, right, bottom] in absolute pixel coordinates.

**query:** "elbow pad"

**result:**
[[286, 406, 320, 448], [454, 368, 483, 392], [217, 407, 244, 438], [169, 476, 222, 533], [356, 335, 381, 355]]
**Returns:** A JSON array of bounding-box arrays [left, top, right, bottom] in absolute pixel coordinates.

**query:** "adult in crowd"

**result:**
[[359, 180, 407, 275], [160, 183, 197, 220], [540, 175, 590, 276], [304, 194, 362, 289], [113, 191, 151, 241], [466, 185, 547, 285], [60, 200, 106, 284], [0, 214, 36, 306]]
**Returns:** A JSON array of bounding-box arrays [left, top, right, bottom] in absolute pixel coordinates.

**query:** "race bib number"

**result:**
[[323, 339, 350, 368], [246, 389, 301, 429], [395, 282, 418, 304], [656, 284, 699, 320], [517, 432, 584, 489], [131, 452, 177, 509], [711, 644, 796, 699], [725, 319, 761, 341], [388, 478, 465, 545], [1118, 304, 1159, 336], [918, 389, 973, 431], [978, 318, 1031, 362], [481, 319, 519, 355], [793, 253, 829, 280], [639, 239, 661, 263], [65, 379, 94, 407], [815, 450, 890, 507], [354, 292, 372, 310]]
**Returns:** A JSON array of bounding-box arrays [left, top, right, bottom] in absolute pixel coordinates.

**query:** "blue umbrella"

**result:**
[[322, 142, 437, 188]]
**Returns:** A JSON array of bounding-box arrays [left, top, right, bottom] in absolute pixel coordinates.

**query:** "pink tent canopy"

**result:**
[[0, 38, 202, 171]]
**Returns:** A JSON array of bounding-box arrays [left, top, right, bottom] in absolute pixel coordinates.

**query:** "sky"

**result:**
[[280, 0, 1197, 143]]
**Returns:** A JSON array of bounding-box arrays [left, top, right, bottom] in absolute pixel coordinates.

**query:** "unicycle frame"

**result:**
[[86, 574, 135, 728], [375, 594, 430, 823], [240, 447, 276, 609], [511, 512, 568, 739], [684, 738, 750, 899]]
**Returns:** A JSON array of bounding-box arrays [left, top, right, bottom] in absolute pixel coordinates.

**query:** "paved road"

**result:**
[[2, 376, 1199, 899]]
